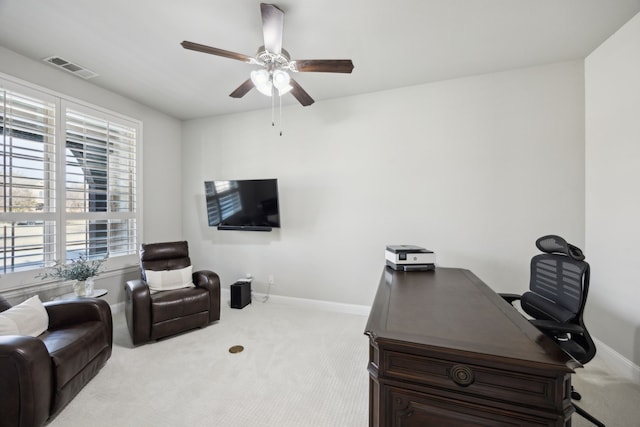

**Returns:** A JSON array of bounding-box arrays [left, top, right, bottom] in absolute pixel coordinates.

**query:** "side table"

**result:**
[[56, 288, 109, 301]]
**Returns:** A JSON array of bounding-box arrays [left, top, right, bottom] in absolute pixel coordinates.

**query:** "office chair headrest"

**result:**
[[535, 235, 585, 261]]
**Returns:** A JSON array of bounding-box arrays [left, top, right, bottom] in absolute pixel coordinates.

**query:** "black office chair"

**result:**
[[501, 235, 604, 427]]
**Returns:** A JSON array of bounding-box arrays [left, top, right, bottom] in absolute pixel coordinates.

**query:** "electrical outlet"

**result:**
[[268, 275, 275, 286]]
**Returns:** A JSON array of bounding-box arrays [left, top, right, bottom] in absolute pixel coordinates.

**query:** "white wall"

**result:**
[[182, 61, 585, 307], [0, 47, 183, 304], [585, 12, 640, 367]]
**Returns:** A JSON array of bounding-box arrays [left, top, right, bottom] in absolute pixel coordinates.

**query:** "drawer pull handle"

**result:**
[[450, 364, 475, 386]]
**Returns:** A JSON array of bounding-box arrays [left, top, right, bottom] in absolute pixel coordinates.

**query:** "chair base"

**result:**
[[574, 403, 605, 427], [571, 385, 582, 400]]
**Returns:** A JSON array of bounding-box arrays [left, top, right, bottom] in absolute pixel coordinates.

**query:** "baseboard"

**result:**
[[593, 336, 640, 384], [221, 287, 371, 316]]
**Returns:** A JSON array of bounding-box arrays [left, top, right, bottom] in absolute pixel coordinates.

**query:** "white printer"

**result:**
[[385, 245, 435, 271]]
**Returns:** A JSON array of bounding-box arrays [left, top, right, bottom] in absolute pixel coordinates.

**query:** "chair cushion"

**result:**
[[0, 295, 49, 337], [41, 321, 110, 388], [145, 265, 195, 293], [0, 315, 19, 335], [150, 287, 210, 324], [521, 292, 575, 323]]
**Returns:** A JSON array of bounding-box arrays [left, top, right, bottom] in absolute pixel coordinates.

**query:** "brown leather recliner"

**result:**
[[124, 241, 220, 345], [0, 295, 112, 427]]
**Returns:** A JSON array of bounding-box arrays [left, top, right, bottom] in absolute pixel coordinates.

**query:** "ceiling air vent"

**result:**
[[43, 56, 99, 79]]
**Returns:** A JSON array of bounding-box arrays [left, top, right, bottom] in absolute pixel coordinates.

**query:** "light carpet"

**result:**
[[46, 300, 370, 427], [571, 354, 640, 426], [45, 298, 640, 427]]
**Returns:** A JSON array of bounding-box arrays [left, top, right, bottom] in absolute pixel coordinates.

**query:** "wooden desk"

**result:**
[[365, 267, 579, 426]]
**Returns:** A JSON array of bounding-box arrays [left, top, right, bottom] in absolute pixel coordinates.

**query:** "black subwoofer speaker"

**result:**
[[230, 281, 251, 309]]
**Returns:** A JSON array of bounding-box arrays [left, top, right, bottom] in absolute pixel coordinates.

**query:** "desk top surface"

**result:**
[[365, 267, 577, 371]]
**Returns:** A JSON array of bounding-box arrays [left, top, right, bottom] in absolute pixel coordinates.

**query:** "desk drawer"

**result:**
[[382, 350, 569, 411], [385, 385, 566, 427]]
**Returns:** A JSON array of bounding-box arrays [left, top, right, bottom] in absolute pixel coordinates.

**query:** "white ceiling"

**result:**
[[1, 0, 639, 120]]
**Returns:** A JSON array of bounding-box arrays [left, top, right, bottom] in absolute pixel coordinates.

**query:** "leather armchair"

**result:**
[[124, 241, 220, 345], [0, 295, 113, 427]]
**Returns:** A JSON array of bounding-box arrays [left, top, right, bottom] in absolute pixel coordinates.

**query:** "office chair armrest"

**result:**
[[499, 293, 522, 304], [530, 319, 584, 335]]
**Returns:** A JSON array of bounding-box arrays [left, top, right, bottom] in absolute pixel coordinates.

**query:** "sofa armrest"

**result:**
[[0, 336, 52, 427], [125, 279, 152, 345], [45, 298, 112, 329], [193, 270, 221, 322]]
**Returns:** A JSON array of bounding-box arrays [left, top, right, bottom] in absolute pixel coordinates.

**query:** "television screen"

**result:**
[[204, 179, 280, 231]]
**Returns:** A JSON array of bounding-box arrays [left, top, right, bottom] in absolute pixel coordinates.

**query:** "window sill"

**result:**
[[0, 264, 139, 302]]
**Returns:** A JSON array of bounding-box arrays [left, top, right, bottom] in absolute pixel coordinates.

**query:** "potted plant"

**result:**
[[38, 256, 106, 296]]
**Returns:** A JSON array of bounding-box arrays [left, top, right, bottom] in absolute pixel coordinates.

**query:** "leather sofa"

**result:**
[[0, 295, 113, 427], [124, 241, 220, 345]]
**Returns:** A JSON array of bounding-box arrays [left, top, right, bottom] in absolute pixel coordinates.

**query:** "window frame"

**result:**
[[0, 74, 142, 291]]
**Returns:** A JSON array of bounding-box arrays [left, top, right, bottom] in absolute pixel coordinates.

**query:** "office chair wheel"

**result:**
[[572, 390, 582, 400]]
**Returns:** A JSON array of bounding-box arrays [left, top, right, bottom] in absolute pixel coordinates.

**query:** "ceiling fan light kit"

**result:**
[[272, 70, 293, 95], [250, 68, 292, 96], [181, 3, 354, 111], [251, 69, 273, 96]]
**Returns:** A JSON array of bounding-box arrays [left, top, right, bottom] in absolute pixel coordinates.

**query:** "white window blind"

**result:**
[[1, 76, 140, 283], [1, 88, 56, 273], [64, 107, 137, 260]]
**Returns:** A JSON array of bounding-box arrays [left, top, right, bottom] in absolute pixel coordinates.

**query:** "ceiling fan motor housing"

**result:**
[[256, 46, 291, 70]]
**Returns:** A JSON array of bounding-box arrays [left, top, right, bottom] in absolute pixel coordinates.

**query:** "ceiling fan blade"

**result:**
[[261, 3, 284, 54], [289, 78, 314, 106], [292, 59, 354, 73], [181, 41, 254, 63], [229, 79, 255, 98]]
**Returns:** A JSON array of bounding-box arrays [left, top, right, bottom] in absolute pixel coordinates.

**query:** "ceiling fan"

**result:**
[[181, 3, 354, 107]]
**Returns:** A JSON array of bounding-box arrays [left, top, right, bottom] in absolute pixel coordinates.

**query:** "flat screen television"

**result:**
[[204, 179, 280, 231]]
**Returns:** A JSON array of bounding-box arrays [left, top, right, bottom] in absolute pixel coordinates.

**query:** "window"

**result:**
[[1, 87, 56, 273], [64, 106, 137, 260], [1, 78, 140, 282]]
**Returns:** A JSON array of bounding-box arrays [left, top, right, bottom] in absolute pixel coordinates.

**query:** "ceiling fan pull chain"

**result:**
[[271, 90, 275, 127], [279, 93, 284, 136]]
